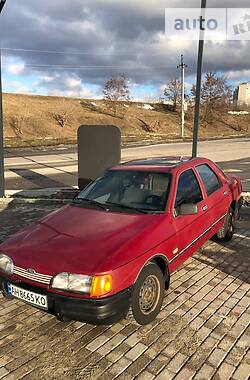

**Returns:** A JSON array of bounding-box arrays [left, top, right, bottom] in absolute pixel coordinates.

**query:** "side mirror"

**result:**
[[179, 203, 198, 216]]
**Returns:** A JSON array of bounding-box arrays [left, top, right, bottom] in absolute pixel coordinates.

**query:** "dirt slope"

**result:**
[[2, 93, 250, 147]]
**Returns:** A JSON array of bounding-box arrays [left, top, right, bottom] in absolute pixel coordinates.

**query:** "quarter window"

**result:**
[[196, 164, 221, 196], [175, 169, 203, 209]]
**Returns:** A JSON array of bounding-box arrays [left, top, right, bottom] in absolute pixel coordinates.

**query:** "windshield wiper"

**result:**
[[73, 198, 108, 211], [105, 202, 148, 214]]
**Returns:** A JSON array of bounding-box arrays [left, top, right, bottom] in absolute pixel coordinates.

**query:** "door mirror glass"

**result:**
[[179, 203, 198, 216]]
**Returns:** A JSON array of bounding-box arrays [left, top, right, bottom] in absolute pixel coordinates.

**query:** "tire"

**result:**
[[127, 263, 165, 325], [215, 208, 235, 242]]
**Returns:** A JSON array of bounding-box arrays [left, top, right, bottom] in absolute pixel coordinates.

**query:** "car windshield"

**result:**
[[75, 170, 171, 213]]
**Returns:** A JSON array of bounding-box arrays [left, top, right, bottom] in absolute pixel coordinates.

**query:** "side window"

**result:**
[[175, 169, 203, 209], [196, 164, 222, 196]]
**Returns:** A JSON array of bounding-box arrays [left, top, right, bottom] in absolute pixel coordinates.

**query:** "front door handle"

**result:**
[[202, 205, 208, 211], [223, 191, 228, 196]]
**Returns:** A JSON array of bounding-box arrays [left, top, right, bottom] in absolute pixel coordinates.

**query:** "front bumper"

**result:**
[[0, 275, 133, 325]]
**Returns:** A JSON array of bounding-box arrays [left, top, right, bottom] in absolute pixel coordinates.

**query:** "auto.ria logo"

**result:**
[[233, 13, 250, 35], [165, 8, 250, 41]]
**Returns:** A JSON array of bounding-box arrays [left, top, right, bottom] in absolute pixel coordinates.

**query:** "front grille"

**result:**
[[13, 265, 52, 285]]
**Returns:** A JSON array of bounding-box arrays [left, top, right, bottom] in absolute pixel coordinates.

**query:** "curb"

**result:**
[[122, 134, 250, 149], [5, 134, 250, 150], [0, 198, 72, 206], [0, 188, 78, 206]]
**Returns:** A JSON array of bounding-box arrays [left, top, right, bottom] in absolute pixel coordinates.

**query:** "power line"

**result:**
[[9, 63, 181, 70], [2, 47, 188, 60]]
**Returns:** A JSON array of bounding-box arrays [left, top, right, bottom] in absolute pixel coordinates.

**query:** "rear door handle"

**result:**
[[202, 205, 208, 211]]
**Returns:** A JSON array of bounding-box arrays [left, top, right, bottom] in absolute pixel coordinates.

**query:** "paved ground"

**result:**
[[0, 201, 249, 380], [4, 138, 250, 191]]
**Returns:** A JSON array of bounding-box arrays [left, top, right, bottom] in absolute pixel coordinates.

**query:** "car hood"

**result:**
[[1, 204, 166, 275]]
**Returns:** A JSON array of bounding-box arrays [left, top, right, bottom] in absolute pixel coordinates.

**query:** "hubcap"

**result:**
[[139, 275, 160, 315]]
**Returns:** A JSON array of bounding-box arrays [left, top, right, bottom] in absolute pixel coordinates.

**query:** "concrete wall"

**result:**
[[238, 83, 250, 106], [78, 125, 121, 190]]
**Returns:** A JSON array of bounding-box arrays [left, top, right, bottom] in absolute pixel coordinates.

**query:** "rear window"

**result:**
[[196, 164, 221, 196]]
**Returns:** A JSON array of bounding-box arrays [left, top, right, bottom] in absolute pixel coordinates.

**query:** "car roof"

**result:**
[[111, 156, 209, 173], [122, 156, 191, 167], [111, 156, 189, 171]]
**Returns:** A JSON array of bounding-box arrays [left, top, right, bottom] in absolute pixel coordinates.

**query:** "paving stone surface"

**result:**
[[0, 201, 249, 380]]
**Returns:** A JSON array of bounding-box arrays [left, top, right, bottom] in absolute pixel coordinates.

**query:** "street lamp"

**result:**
[[192, 0, 207, 158], [0, 0, 7, 198]]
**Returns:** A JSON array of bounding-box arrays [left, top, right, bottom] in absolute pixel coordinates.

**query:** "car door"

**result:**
[[170, 168, 212, 269], [195, 163, 230, 227]]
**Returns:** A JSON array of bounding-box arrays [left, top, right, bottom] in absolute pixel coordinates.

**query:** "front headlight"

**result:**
[[0, 254, 14, 275], [51, 272, 112, 297], [51, 273, 93, 294]]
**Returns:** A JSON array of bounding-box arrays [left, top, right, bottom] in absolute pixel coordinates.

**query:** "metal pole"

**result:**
[[0, 0, 7, 198], [0, 51, 4, 197], [178, 55, 187, 139], [192, 0, 207, 158], [181, 56, 185, 138]]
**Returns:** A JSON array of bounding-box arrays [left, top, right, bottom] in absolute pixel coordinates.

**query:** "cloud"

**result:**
[[4, 80, 29, 94], [34, 73, 99, 98], [7, 63, 25, 75], [227, 69, 250, 80], [1, 0, 250, 97]]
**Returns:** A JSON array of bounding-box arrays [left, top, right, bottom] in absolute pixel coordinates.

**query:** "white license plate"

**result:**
[[7, 283, 48, 310]]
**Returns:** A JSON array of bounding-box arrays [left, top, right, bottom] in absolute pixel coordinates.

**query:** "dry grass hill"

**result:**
[[2, 93, 250, 147]]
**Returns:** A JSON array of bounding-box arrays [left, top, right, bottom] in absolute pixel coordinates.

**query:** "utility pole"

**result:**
[[192, 0, 207, 158], [0, 0, 7, 198], [178, 54, 187, 139]]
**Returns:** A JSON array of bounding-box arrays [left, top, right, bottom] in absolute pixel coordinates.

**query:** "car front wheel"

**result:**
[[127, 263, 165, 325]]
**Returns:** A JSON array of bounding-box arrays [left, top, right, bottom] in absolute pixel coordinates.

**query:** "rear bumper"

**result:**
[[0, 275, 133, 325]]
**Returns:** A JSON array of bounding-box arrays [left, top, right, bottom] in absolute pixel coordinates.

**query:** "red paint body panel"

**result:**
[[0, 157, 242, 299]]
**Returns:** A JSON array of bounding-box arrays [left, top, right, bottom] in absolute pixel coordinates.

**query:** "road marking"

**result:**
[[234, 233, 250, 241], [224, 169, 243, 173], [5, 165, 77, 179]]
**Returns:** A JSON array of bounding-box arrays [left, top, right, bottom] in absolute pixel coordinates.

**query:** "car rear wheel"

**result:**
[[215, 208, 235, 242], [127, 263, 165, 325]]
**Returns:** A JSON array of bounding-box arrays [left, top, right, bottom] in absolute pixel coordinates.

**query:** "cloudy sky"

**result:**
[[0, 0, 250, 99]]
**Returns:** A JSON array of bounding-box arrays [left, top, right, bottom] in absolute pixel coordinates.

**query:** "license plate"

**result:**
[[7, 283, 48, 310]]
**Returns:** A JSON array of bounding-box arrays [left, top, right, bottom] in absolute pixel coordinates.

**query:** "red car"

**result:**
[[0, 157, 243, 325]]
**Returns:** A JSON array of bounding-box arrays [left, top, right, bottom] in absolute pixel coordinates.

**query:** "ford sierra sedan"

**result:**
[[0, 157, 243, 325]]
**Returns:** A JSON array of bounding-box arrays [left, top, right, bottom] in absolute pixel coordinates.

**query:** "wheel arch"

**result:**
[[135, 254, 170, 290], [230, 200, 236, 212]]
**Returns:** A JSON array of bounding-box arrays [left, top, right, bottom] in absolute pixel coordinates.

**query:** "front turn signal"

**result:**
[[91, 274, 112, 297]]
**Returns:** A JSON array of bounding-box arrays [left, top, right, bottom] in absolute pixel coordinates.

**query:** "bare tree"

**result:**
[[9, 103, 30, 136], [163, 79, 182, 111], [103, 74, 130, 116], [103, 74, 130, 102], [191, 72, 232, 125], [51, 99, 77, 128]]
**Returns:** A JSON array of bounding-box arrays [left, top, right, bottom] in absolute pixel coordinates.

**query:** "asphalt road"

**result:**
[[3, 137, 250, 191]]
